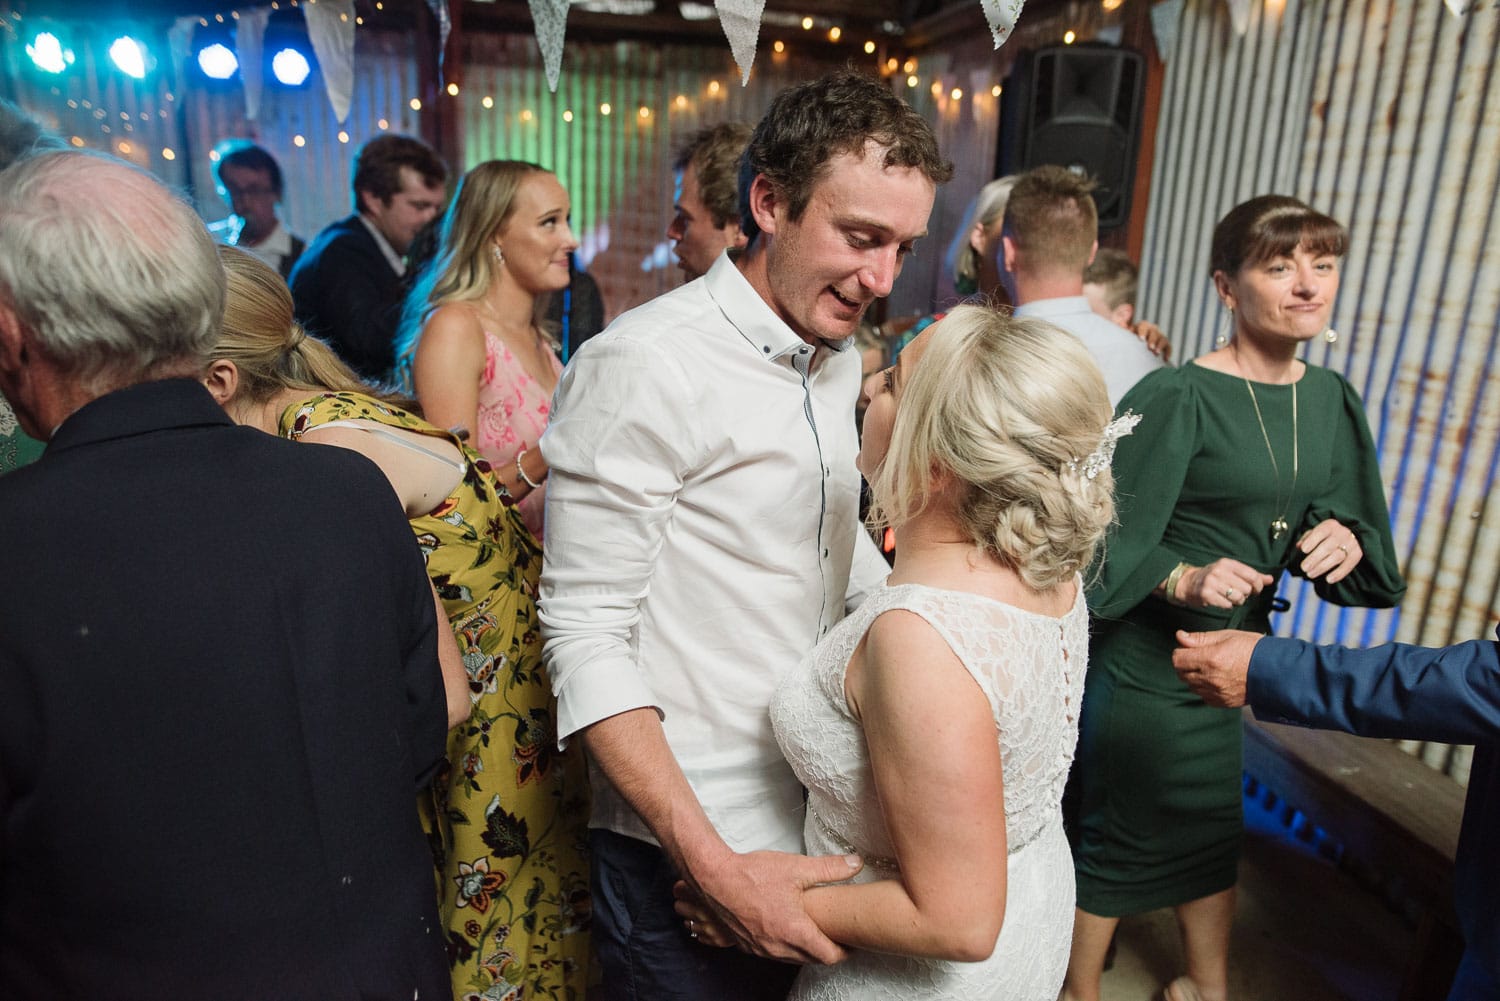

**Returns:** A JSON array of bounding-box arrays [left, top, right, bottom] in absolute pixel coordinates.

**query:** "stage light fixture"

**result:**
[[272, 47, 312, 85], [109, 36, 149, 79], [26, 31, 74, 74], [197, 43, 239, 79]]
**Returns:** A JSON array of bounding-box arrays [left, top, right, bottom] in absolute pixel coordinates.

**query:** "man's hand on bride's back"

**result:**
[[679, 850, 863, 965]]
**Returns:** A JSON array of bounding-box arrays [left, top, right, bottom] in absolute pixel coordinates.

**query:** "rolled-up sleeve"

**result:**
[[539, 334, 704, 747]]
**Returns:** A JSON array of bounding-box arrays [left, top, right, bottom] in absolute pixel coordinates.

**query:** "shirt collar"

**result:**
[[358, 214, 406, 276], [236, 221, 293, 257], [702, 252, 852, 363], [46, 378, 235, 455], [1014, 295, 1092, 319]]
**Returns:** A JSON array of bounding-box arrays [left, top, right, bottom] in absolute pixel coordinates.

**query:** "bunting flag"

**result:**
[[235, 6, 271, 120], [528, 0, 569, 92], [1149, 0, 1184, 60], [715, 0, 766, 85], [980, 0, 1025, 48], [1225, 0, 1251, 34], [424, 0, 452, 81], [304, 0, 357, 123], [166, 15, 197, 99]]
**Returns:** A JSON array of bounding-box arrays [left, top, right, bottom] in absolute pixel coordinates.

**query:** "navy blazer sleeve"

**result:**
[[1248, 629, 1500, 745]]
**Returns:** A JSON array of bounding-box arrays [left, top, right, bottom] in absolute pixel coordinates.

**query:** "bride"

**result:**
[[682, 305, 1130, 999]]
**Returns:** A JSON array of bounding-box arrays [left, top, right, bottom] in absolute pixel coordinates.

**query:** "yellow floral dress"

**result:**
[[280, 392, 591, 1001]]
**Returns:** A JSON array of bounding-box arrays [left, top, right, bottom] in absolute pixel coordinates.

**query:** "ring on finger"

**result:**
[[1225, 587, 1236, 600], [1337, 544, 1349, 556]]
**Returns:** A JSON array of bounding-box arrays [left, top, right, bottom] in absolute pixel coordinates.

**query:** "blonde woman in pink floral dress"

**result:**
[[398, 160, 578, 543]]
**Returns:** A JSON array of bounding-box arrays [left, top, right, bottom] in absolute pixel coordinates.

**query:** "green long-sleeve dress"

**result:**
[[1069, 361, 1405, 916]]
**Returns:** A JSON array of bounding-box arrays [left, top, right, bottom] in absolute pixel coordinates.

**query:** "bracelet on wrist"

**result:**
[[515, 448, 544, 491], [1163, 562, 1191, 607]]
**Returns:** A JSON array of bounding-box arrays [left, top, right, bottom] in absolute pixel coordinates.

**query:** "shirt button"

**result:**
[[823, 548, 829, 557], [762, 345, 771, 353]]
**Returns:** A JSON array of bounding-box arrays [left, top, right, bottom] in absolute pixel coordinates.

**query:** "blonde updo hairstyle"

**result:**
[[870, 305, 1117, 591], [215, 246, 384, 405]]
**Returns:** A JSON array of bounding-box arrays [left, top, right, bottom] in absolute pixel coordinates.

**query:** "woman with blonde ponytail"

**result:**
[[205, 247, 592, 1001], [679, 305, 1125, 1001]]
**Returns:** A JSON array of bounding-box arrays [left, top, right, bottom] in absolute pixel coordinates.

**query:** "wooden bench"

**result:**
[[1241, 711, 1468, 1001]]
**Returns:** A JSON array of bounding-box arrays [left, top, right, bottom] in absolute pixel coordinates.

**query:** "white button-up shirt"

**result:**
[[540, 252, 890, 854]]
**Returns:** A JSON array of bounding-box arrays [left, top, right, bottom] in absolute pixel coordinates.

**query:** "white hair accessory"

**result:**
[[1073, 410, 1142, 480]]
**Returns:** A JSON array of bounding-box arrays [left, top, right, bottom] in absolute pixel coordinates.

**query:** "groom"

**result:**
[[540, 71, 952, 999]]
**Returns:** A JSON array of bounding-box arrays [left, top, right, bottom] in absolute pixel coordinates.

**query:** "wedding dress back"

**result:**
[[770, 580, 1088, 1000]]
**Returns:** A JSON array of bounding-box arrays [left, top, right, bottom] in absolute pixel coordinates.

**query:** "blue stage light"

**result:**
[[197, 43, 239, 80], [271, 48, 311, 86], [109, 36, 148, 79], [25, 31, 74, 74]]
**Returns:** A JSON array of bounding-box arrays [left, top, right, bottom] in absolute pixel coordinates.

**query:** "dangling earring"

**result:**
[[492, 245, 504, 265], [1216, 307, 1233, 347], [1324, 327, 1339, 344]]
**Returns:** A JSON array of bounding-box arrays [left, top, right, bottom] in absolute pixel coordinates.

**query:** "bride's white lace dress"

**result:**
[[770, 580, 1088, 1001]]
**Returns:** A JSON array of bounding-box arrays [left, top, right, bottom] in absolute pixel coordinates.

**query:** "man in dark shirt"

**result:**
[[290, 134, 446, 381]]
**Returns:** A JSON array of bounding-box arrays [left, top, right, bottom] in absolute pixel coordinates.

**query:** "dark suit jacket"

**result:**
[[1250, 632, 1500, 991], [289, 214, 406, 381], [0, 379, 450, 1000]]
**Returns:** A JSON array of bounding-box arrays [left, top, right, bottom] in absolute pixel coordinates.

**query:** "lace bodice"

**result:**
[[769, 580, 1088, 1000]]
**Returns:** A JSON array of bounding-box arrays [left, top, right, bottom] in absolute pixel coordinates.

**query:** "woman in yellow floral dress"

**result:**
[[206, 248, 591, 1001]]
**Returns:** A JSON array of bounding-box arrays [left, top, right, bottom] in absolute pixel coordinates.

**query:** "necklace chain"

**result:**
[[1243, 376, 1298, 541]]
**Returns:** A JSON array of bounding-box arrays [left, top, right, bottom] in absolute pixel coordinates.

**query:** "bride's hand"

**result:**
[[672, 879, 735, 948]]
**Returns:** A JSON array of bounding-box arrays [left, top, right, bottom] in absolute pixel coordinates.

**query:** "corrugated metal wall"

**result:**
[[1140, 0, 1500, 782]]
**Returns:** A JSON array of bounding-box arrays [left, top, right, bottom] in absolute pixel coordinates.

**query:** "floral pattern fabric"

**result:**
[[280, 392, 591, 1001]]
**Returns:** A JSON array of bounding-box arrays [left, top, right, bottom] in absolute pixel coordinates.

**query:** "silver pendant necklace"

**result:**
[[1243, 376, 1299, 541]]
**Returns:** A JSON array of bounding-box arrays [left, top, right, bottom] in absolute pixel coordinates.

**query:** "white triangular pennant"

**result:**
[[424, 0, 452, 82], [716, 0, 765, 85], [304, 0, 357, 123], [235, 7, 271, 121], [167, 15, 197, 98], [1149, 0, 1184, 60], [528, 0, 569, 92], [981, 0, 1025, 48], [1225, 0, 1251, 35]]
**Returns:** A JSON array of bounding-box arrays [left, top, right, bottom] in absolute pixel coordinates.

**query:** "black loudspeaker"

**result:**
[[996, 44, 1146, 232]]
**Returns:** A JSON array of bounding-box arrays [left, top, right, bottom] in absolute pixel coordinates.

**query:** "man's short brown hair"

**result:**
[[351, 134, 447, 211], [1003, 165, 1098, 275], [674, 122, 752, 230], [739, 71, 953, 242]]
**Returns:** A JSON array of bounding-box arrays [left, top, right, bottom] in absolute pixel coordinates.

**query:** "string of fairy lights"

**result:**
[[0, 0, 1124, 168]]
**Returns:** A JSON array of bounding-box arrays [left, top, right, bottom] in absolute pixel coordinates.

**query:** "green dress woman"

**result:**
[[1062, 197, 1406, 1001]]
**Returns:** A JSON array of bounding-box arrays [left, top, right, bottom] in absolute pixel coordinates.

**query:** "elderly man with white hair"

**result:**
[[0, 151, 451, 1000]]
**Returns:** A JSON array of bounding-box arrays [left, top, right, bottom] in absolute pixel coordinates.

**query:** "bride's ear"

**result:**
[[201, 359, 241, 408]]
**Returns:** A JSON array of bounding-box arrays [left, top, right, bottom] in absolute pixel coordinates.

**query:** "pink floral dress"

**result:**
[[474, 329, 562, 543]]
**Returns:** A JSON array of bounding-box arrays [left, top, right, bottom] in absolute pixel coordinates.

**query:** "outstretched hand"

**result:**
[[1172, 629, 1263, 707], [680, 849, 863, 965]]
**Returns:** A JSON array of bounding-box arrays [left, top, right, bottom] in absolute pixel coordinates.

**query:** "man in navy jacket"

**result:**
[[289, 134, 445, 381], [0, 151, 450, 999], [1174, 627, 1499, 1001]]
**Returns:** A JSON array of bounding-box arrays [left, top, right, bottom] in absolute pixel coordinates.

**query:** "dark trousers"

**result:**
[[590, 828, 801, 1001]]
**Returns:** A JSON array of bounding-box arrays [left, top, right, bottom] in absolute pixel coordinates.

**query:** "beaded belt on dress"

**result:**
[[811, 808, 1053, 873]]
